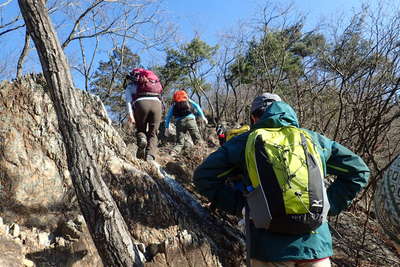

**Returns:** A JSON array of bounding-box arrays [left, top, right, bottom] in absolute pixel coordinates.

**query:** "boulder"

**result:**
[[0, 76, 71, 209], [0, 235, 24, 267], [374, 155, 400, 244]]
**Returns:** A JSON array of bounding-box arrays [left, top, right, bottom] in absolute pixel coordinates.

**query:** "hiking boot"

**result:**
[[137, 134, 148, 149], [136, 132, 147, 159]]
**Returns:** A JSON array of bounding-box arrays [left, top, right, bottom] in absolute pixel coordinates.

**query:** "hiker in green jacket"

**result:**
[[193, 93, 370, 267]]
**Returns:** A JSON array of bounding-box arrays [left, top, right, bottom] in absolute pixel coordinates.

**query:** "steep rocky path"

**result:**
[[0, 75, 398, 266], [0, 76, 243, 266]]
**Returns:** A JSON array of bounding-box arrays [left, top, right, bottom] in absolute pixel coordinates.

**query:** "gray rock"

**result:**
[[73, 215, 85, 232], [55, 236, 66, 247], [9, 223, 20, 238], [136, 242, 146, 253], [37, 232, 51, 246], [0, 235, 24, 267], [58, 220, 82, 241], [374, 155, 400, 243], [22, 258, 35, 267], [0, 77, 70, 209], [19, 232, 27, 244], [0, 217, 5, 233]]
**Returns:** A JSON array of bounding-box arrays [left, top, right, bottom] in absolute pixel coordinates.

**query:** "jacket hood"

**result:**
[[253, 101, 299, 129]]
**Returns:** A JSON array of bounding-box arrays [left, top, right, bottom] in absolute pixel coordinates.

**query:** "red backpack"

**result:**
[[130, 68, 163, 97]]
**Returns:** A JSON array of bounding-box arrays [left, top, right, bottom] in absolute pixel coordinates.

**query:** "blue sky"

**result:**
[[0, 0, 366, 86], [161, 0, 364, 45]]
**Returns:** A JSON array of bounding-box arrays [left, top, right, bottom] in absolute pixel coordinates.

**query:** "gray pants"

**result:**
[[173, 117, 202, 154], [134, 98, 162, 159]]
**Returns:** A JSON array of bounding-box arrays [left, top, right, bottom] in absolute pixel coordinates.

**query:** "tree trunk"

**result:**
[[17, 0, 144, 266], [16, 30, 31, 78]]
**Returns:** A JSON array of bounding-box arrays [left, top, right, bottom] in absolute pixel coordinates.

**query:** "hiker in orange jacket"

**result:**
[[164, 90, 208, 156]]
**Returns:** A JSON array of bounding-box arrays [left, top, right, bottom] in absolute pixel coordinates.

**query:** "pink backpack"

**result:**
[[130, 68, 162, 97]]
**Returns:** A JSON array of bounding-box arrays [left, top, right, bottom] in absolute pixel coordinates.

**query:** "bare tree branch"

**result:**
[[0, 23, 25, 36], [0, 0, 13, 8], [61, 0, 105, 49], [16, 30, 31, 78]]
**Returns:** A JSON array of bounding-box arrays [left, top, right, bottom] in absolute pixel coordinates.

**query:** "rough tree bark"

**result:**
[[17, 0, 144, 266]]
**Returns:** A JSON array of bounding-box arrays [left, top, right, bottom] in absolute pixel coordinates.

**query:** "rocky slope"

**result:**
[[0, 75, 242, 266], [0, 75, 399, 266]]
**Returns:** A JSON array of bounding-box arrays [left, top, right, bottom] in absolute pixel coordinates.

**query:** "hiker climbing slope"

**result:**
[[193, 93, 370, 267], [124, 68, 162, 161], [216, 124, 250, 146], [165, 90, 208, 156]]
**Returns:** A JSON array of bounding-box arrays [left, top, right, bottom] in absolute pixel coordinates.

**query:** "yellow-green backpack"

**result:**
[[245, 126, 325, 234]]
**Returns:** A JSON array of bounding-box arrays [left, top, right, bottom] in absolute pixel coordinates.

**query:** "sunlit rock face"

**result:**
[[374, 155, 400, 244], [0, 74, 117, 210], [0, 75, 70, 209]]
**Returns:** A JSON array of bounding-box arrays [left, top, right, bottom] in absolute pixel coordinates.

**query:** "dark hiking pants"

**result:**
[[133, 98, 162, 159], [173, 116, 202, 154]]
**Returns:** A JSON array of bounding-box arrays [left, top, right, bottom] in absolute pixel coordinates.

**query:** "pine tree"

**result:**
[[90, 46, 140, 122]]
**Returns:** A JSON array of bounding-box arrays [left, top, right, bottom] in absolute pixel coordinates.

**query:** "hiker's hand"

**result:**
[[128, 115, 135, 124], [165, 128, 170, 137], [202, 118, 208, 125]]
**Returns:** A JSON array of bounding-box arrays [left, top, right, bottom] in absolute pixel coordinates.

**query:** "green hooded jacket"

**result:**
[[193, 101, 370, 262]]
